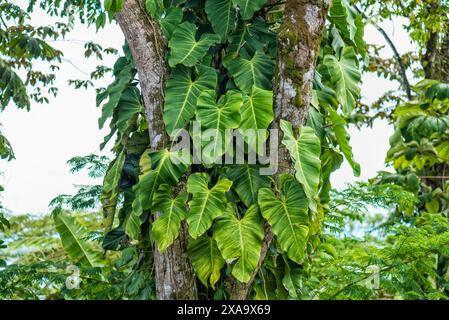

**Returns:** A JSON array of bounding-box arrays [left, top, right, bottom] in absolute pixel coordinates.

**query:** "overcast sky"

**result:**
[[0, 7, 417, 215]]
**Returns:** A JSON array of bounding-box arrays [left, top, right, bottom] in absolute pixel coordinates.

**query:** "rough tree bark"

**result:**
[[423, 31, 439, 80], [230, 0, 330, 300], [423, 1, 441, 80], [116, 0, 197, 300]]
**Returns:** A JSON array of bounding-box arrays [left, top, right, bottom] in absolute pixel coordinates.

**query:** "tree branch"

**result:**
[[355, 5, 412, 100]]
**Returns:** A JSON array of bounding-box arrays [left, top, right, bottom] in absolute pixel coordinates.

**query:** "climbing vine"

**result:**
[[94, 0, 365, 299]]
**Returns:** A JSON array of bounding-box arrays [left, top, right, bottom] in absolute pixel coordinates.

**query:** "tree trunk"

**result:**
[[116, 0, 197, 300], [423, 1, 441, 80], [230, 0, 330, 300], [423, 31, 439, 80]]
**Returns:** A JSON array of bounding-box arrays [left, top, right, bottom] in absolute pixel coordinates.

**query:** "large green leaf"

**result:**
[[424, 81, 449, 101], [280, 120, 321, 211], [134, 149, 190, 212], [258, 175, 309, 264], [152, 185, 188, 252], [205, 0, 235, 42], [228, 17, 276, 56], [226, 164, 270, 207], [160, 7, 183, 39], [196, 89, 242, 161], [127, 149, 189, 239], [307, 105, 325, 141], [98, 56, 136, 129], [240, 86, 273, 131], [114, 86, 145, 134], [323, 46, 361, 115], [125, 198, 142, 240], [53, 210, 102, 267], [239, 86, 273, 153], [168, 21, 220, 67], [282, 255, 302, 298], [214, 204, 264, 283], [436, 141, 449, 160], [145, 0, 164, 18], [324, 106, 360, 176], [232, 0, 267, 20], [189, 235, 225, 289], [329, 0, 365, 54], [164, 65, 217, 135], [223, 51, 275, 94], [186, 172, 232, 239], [408, 115, 449, 138]]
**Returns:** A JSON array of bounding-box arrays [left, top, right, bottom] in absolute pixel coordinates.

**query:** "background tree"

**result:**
[[338, 0, 449, 295]]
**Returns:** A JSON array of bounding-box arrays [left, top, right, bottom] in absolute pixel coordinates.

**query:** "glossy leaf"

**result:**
[[240, 86, 273, 131], [186, 173, 232, 239], [280, 120, 321, 210], [164, 65, 217, 135], [168, 21, 220, 67], [98, 57, 136, 129], [258, 175, 309, 264], [325, 106, 360, 176], [228, 17, 276, 56], [152, 185, 188, 252], [196, 89, 242, 160], [214, 204, 264, 283], [160, 7, 183, 39], [100, 150, 126, 231], [323, 46, 361, 115], [329, 0, 365, 54], [53, 210, 102, 267], [189, 235, 225, 289], [223, 51, 275, 94], [134, 149, 190, 212], [226, 164, 270, 207]]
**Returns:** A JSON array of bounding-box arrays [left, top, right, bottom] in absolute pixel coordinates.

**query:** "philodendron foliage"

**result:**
[[96, 0, 364, 298]]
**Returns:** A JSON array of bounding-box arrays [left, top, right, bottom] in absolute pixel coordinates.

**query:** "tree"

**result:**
[[351, 0, 449, 295], [1, 0, 365, 300]]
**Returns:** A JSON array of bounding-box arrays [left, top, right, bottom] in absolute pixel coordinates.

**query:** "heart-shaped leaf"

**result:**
[[205, 0, 236, 42], [196, 89, 242, 161], [168, 21, 220, 67], [189, 235, 225, 289], [164, 65, 217, 135], [214, 203, 264, 283], [259, 175, 309, 264], [323, 46, 361, 115], [152, 184, 188, 252], [280, 120, 321, 211], [187, 172, 232, 238], [224, 51, 274, 94]]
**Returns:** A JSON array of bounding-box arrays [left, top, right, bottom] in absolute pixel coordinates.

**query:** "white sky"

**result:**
[[0, 8, 417, 215]]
